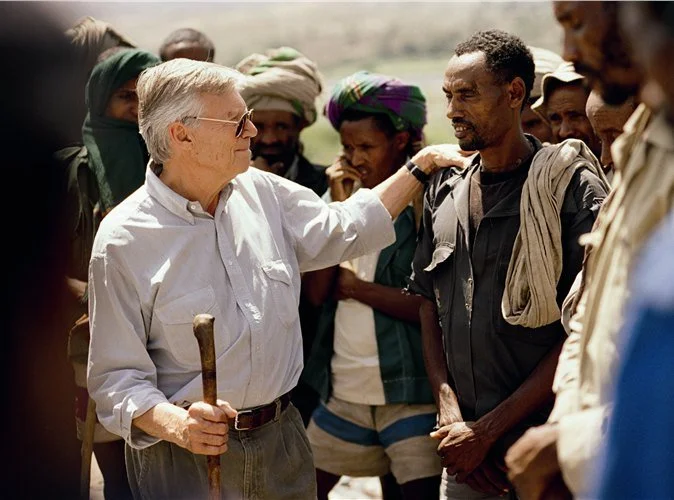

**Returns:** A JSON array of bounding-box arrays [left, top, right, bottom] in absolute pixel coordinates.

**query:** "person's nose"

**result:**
[[350, 149, 367, 168], [242, 119, 257, 139], [446, 96, 464, 121], [130, 99, 139, 122], [258, 128, 279, 145], [600, 141, 612, 169], [562, 32, 581, 65], [558, 119, 576, 140]]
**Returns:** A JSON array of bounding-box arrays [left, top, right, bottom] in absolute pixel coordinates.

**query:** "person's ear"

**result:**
[[509, 77, 527, 110], [167, 121, 193, 152], [393, 131, 411, 152]]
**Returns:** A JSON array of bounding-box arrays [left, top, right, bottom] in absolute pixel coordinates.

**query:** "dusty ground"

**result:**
[[90, 455, 383, 499]]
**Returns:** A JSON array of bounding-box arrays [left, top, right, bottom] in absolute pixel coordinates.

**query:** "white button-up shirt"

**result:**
[[87, 166, 395, 448]]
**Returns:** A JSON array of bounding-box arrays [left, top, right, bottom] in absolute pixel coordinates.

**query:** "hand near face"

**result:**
[[504, 423, 561, 500], [431, 421, 492, 478], [326, 155, 362, 202]]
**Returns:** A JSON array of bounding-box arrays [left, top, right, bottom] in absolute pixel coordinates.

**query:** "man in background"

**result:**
[[159, 27, 215, 62], [532, 61, 601, 157], [522, 46, 563, 143], [236, 46, 327, 196], [585, 90, 636, 182]]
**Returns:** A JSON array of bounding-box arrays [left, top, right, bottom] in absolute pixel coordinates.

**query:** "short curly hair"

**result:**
[[455, 30, 535, 108], [159, 28, 215, 61]]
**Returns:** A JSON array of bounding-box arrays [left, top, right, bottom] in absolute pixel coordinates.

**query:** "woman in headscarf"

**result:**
[[322, 70, 426, 214], [56, 47, 159, 500], [302, 71, 442, 500], [63, 16, 136, 146]]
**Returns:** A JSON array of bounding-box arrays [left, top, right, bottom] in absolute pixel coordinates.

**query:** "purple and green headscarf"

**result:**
[[325, 70, 427, 140]]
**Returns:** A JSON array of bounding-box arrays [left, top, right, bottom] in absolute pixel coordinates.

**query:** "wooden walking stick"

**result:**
[[193, 313, 221, 500], [79, 397, 97, 500]]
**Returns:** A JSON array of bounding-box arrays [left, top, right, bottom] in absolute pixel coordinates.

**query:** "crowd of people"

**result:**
[[5, 1, 674, 499]]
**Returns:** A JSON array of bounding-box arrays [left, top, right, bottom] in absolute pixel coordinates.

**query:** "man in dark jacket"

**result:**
[[406, 30, 608, 499]]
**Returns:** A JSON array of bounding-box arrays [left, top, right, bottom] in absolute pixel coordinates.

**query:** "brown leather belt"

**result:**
[[229, 391, 292, 431]]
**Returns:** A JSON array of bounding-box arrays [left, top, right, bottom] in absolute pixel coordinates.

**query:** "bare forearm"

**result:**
[[475, 340, 564, 442], [133, 402, 188, 446], [302, 266, 338, 306], [372, 166, 422, 220], [420, 299, 462, 424], [349, 281, 425, 323], [66, 276, 87, 303]]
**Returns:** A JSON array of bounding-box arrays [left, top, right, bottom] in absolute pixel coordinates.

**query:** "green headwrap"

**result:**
[[236, 46, 323, 125], [82, 48, 159, 211]]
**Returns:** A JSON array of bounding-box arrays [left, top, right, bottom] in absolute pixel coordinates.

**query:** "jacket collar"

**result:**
[[375, 206, 415, 281]]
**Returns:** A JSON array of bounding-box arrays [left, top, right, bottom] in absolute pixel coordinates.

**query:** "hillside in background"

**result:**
[[51, 1, 564, 164]]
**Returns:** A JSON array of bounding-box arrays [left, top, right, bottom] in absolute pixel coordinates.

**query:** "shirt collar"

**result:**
[[283, 155, 300, 181], [643, 108, 674, 152], [144, 164, 234, 224]]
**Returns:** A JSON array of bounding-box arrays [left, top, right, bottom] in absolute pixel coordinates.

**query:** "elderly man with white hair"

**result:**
[[86, 58, 465, 499]]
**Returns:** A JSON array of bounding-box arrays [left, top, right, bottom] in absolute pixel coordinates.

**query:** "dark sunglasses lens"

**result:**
[[236, 111, 251, 137]]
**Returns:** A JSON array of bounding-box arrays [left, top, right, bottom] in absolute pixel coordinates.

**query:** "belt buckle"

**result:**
[[234, 409, 254, 431]]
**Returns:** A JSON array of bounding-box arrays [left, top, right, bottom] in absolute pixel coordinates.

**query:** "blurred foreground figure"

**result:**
[[159, 27, 215, 62], [522, 46, 563, 143], [597, 3, 674, 496], [0, 3, 80, 497], [505, 2, 674, 499]]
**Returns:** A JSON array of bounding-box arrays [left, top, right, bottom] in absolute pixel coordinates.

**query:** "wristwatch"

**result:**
[[405, 160, 430, 184]]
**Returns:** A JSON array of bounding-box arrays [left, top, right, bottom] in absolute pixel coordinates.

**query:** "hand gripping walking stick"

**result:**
[[193, 314, 221, 500]]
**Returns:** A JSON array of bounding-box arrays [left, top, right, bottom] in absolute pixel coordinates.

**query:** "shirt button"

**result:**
[[467, 278, 473, 284]]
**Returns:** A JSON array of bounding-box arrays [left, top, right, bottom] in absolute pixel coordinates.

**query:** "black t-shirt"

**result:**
[[468, 151, 535, 246]]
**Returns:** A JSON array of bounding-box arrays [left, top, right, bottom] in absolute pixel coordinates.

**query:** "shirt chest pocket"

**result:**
[[154, 286, 226, 369], [262, 260, 298, 328], [424, 242, 455, 318]]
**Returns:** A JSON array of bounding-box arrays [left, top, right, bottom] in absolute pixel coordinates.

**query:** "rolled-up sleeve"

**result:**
[[270, 175, 395, 272], [87, 254, 167, 449]]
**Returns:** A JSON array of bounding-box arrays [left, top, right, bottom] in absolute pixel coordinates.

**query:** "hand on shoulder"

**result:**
[[411, 144, 476, 174]]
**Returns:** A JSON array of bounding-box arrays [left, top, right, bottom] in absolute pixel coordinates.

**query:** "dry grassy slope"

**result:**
[[53, 1, 563, 163]]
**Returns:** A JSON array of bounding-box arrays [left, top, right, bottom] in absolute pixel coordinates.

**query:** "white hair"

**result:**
[[136, 58, 243, 164]]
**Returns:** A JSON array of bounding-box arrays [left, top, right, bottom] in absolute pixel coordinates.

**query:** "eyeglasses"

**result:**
[[182, 108, 254, 138]]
